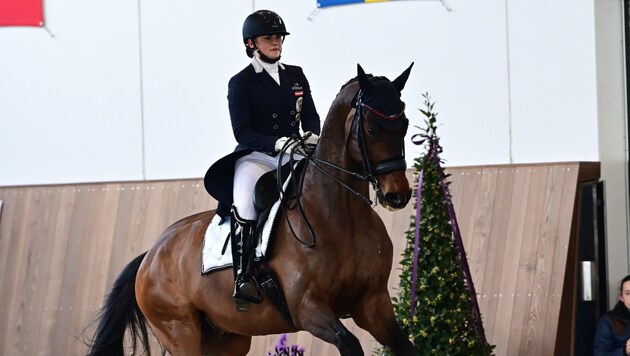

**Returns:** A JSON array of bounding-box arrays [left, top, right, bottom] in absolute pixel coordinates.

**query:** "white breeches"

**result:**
[[233, 151, 297, 220]]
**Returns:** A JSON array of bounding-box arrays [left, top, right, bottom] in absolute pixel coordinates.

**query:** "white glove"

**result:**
[[303, 132, 319, 146], [275, 137, 297, 152]]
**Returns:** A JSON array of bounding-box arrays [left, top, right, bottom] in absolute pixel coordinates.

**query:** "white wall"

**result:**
[[594, 0, 630, 307], [0, 0, 145, 185], [0, 0, 602, 186]]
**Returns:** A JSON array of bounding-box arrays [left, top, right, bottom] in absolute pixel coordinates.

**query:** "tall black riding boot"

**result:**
[[230, 207, 262, 311]]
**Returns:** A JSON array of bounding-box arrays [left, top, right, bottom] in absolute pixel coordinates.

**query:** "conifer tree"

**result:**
[[377, 93, 494, 355]]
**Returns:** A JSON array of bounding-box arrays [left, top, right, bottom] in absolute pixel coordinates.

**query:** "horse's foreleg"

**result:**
[[352, 292, 415, 356], [297, 303, 364, 356], [330, 319, 364, 356]]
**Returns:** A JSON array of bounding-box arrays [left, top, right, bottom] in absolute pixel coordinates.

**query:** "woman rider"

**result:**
[[205, 9, 320, 311]]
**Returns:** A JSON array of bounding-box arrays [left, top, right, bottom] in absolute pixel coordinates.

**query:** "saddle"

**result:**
[[244, 159, 306, 324], [252, 159, 305, 239]]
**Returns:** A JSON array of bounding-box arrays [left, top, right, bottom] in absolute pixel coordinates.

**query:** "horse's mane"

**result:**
[[339, 74, 390, 91], [340, 76, 361, 90]]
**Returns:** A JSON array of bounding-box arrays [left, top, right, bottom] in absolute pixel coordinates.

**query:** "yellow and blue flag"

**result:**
[[317, 0, 392, 8]]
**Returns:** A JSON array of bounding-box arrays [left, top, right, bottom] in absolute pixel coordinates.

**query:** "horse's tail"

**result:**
[[87, 252, 151, 356]]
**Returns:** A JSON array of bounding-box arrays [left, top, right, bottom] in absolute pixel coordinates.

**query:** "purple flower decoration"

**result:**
[[267, 333, 305, 356]]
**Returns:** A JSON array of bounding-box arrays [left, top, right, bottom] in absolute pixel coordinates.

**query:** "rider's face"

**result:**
[[621, 281, 630, 310], [251, 34, 284, 60]]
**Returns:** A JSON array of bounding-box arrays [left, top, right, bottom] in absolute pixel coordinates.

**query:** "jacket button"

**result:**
[[290, 111, 295, 115], [290, 122, 296, 126], [273, 125, 278, 129], [272, 113, 278, 118]]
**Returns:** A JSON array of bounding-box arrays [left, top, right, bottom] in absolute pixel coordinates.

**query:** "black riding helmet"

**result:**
[[242, 10, 290, 44]]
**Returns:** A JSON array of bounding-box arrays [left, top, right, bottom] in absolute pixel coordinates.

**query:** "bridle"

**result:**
[[353, 90, 408, 188], [306, 87, 408, 198]]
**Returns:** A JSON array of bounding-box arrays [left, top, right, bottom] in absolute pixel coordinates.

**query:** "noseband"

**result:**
[[353, 90, 408, 189]]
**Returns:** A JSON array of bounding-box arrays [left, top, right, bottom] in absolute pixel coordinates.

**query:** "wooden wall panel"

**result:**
[[493, 167, 531, 355], [0, 162, 598, 355], [445, 163, 597, 356], [0, 182, 215, 355]]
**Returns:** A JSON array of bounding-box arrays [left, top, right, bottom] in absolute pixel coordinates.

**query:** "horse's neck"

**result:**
[[302, 115, 370, 212], [303, 158, 367, 204]]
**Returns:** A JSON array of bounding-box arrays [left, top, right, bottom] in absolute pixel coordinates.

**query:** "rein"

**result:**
[[275, 136, 318, 248], [274, 88, 408, 248]]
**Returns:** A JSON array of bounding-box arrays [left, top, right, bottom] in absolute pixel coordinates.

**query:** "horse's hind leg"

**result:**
[[149, 311, 251, 356], [202, 331, 252, 356], [137, 278, 205, 355], [139, 288, 252, 356], [144, 305, 204, 355]]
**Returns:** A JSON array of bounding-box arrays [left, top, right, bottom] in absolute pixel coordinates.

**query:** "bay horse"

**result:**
[[87, 64, 417, 356]]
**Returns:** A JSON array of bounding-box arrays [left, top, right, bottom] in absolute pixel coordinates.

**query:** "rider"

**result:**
[[222, 9, 321, 310]]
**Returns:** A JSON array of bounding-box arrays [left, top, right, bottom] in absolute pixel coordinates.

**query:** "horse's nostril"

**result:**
[[385, 192, 409, 208]]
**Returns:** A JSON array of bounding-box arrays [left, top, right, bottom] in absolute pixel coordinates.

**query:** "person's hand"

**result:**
[[275, 137, 288, 151], [625, 338, 630, 355], [303, 131, 319, 146], [275, 137, 297, 152]]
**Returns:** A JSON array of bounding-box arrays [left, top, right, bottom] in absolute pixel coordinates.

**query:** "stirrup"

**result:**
[[233, 277, 262, 306], [232, 278, 262, 304]]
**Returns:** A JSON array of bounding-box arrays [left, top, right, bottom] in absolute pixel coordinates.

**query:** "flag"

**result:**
[[0, 0, 44, 27], [317, 0, 391, 8]]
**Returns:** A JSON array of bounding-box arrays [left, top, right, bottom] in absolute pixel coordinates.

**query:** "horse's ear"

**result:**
[[392, 62, 414, 92], [357, 64, 372, 92]]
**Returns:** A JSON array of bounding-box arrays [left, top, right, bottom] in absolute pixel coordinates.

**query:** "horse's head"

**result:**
[[343, 63, 414, 211]]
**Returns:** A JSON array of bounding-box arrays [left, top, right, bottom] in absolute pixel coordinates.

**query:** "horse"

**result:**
[[86, 63, 417, 356]]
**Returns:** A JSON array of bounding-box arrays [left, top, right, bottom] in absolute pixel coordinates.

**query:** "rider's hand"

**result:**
[[303, 132, 319, 146], [275, 137, 297, 152], [275, 137, 288, 152]]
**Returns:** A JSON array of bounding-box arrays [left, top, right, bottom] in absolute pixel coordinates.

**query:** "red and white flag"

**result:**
[[0, 0, 44, 27]]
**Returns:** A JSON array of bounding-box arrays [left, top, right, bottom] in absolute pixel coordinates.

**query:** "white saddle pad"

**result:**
[[201, 172, 292, 274]]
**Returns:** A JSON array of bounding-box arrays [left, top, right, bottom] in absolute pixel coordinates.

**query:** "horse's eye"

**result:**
[[367, 127, 377, 136]]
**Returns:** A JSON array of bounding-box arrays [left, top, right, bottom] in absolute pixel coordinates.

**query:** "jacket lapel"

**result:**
[[250, 65, 293, 107], [279, 69, 298, 102]]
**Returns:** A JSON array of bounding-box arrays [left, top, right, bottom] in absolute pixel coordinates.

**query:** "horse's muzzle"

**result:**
[[378, 189, 412, 211]]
